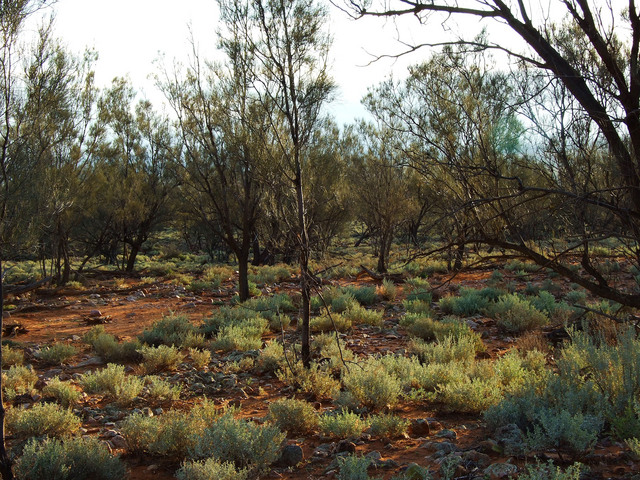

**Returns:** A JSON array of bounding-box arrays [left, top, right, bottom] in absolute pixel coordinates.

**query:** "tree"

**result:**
[[346, 0, 640, 308], [218, 0, 335, 365]]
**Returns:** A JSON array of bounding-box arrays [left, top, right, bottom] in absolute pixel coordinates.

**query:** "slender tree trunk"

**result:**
[[0, 260, 14, 480], [237, 248, 250, 302], [125, 242, 141, 272], [295, 173, 311, 368]]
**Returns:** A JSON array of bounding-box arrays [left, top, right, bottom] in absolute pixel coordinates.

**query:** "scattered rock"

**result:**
[[409, 419, 430, 437], [72, 357, 104, 368], [492, 423, 525, 455], [436, 429, 457, 440], [334, 440, 357, 454], [484, 462, 518, 479], [109, 435, 128, 450], [275, 445, 303, 467], [433, 442, 458, 454]]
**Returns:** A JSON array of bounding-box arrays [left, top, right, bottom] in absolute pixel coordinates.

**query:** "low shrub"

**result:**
[[211, 322, 266, 352], [344, 285, 377, 305], [310, 312, 352, 333], [7, 402, 80, 438], [342, 361, 402, 411], [3, 364, 37, 397], [36, 343, 77, 365], [139, 314, 204, 348], [277, 361, 340, 399], [2, 343, 24, 367], [139, 344, 185, 373], [438, 377, 503, 413], [144, 375, 182, 401], [81, 363, 143, 405], [176, 458, 248, 480], [369, 413, 410, 438], [255, 341, 285, 373], [188, 348, 211, 370], [319, 410, 367, 439], [42, 377, 81, 408], [376, 278, 397, 301], [267, 398, 319, 434], [487, 294, 548, 333], [403, 299, 432, 315], [438, 290, 488, 317], [337, 454, 371, 480], [84, 326, 141, 363], [14, 437, 126, 480], [409, 335, 478, 365], [518, 461, 583, 480], [311, 334, 355, 371], [343, 304, 384, 327]]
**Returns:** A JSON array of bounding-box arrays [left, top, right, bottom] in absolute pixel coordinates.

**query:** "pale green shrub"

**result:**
[[311, 333, 355, 371], [14, 437, 126, 480], [337, 454, 371, 480], [7, 402, 80, 438], [344, 285, 377, 305], [2, 343, 24, 367], [42, 377, 81, 408], [89, 332, 142, 363], [487, 294, 548, 333], [344, 304, 384, 327], [376, 278, 397, 301], [211, 322, 265, 352], [277, 361, 340, 399], [438, 377, 503, 413], [189, 348, 211, 369], [438, 290, 488, 316], [81, 363, 144, 405], [3, 364, 37, 397], [267, 398, 319, 434], [519, 461, 583, 480], [319, 410, 367, 439], [139, 314, 204, 348], [145, 375, 182, 401], [369, 413, 410, 438], [139, 344, 185, 373], [310, 312, 352, 333], [256, 341, 285, 373], [342, 361, 402, 410], [36, 343, 77, 365], [177, 459, 248, 480], [409, 335, 478, 365]]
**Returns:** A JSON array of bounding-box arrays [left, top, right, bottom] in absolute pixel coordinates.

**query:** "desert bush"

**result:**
[[438, 377, 503, 413], [565, 289, 587, 305], [403, 299, 432, 315], [409, 335, 478, 365], [241, 293, 297, 317], [518, 461, 583, 480], [343, 304, 384, 327], [14, 437, 126, 480], [525, 408, 603, 455], [487, 294, 548, 333], [139, 344, 185, 373], [7, 402, 80, 438], [139, 314, 204, 348], [2, 343, 24, 367], [248, 264, 293, 284], [88, 331, 142, 363], [42, 377, 81, 408], [319, 410, 367, 439], [188, 348, 211, 369], [176, 458, 248, 480], [369, 413, 410, 438], [222, 356, 255, 374], [277, 361, 340, 399], [341, 361, 402, 411], [36, 343, 77, 365], [144, 375, 182, 401], [81, 363, 144, 405], [202, 265, 233, 286], [337, 454, 372, 480], [192, 412, 285, 475], [311, 334, 355, 371], [344, 285, 377, 305], [267, 398, 319, 434], [404, 314, 476, 343], [3, 364, 37, 397], [256, 341, 285, 373], [438, 290, 488, 317], [310, 312, 352, 333], [376, 278, 397, 301], [211, 321, 266, 352]]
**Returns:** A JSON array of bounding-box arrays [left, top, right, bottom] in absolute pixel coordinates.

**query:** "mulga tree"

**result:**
[[217, 0, 335, 365]]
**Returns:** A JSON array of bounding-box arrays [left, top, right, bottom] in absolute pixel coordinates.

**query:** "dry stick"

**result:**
[[278, 307, 298, 380]]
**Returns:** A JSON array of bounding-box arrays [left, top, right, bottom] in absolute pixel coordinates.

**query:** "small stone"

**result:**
[[88, 310, 102, 317], [433, 442, 458, 454], [335, 440, 357, 454], [110, 435, 128, 450], [410, 419, 430, 436], [484, 462, 518, 479], [365, 451, 382, 461], [275, 445, 303, 467], [71, 335, 81, 341], [436, 429, 457, 440], [142, 407, 154, 417]]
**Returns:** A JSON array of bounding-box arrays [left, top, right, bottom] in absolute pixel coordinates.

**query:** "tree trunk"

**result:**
[[237, 248, 250, 302], [125, 242, 141, 272], [0, 260, 14, 479], [295, 173, 311, 368]]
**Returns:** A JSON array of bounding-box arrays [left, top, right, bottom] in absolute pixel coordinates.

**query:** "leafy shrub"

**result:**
[[342, 361, 402, 410], [211, 321, 266, 352], [319, 410, 367, 439], [139, 314, 204, 348], [2, 343, 24, 366], [405, 278, 432, 303], [369, 413, 410, 438], [139, 344, 185, 373], [192, 412, 285, 475], [255, 341, 285, 373], [14, 437, 126, 480], [337, 454, 371, 480], [409, 335, 478, 365], [36, 343, 77, 365], [565, 289, 587, 305], [438, 290, 488, 317], [344, 285, 377, 305], [81, 363, 143, 405], [487, 294, 548, 333], [88, 331, 142, 363], [525, 408, 602, 455], [189, 348, 211, 370], [3, 364, 37, 397], [438, 377, 503, 413], [376, 278, 397, 301], [404, 314, 476, 343], [343, 304, 384, 327], [277, 361, 340, 399], [42, 377, 81, 408], [403, 299, 432, 315], [311, 333, 355, 371], [144, 375, 182, 401], [267, 398, 319, 434], [7, 402, 80, 438], [518, 461, 583, 480], [176, 458, 248, 480], [310, 312, 352, 333]]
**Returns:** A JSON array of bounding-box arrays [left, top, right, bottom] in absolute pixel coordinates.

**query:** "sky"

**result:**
[[37, 0, 505, 126]]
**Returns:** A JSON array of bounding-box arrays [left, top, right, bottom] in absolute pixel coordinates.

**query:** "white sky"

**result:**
[[41, 0, 504, 126]]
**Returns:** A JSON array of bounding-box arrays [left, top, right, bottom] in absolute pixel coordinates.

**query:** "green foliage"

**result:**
[[7, 402, 80, 438], [139, 314, 205, 348], [188, 347, 211, 369], [2, 343, 24, 367], [42, 377, 81, 408], [344, 285, 378, 305], [337, 454, 372, 480], [36, 343, 77, 365], [565, 289, 587, 305], [81, 363, 144, 405], [376, 278, 397, 301], [518, 461, 583, 480], [3, 364, 37, 397], [525, 408, 602, 455], [277, 361, 340, 399], [248, 264, 294, 284], [403, 299, 432, 315], [319, 410, 367, 439], [403, 314, 478, 344], [211, 321, 266, 352], [192, 412, 285, 475], [267, 398, 319, 434], [310, 312, 352, 333], [14, 437, 126, 480], [139, 344, 185, 373], [405, 278, 432, 303], [369, 413, 410, 438], [342, 361, 403, 410], [144, 375, 182, 401], [89, 332, 142, 363], [343, 303, 384, 327], [255, 340, 285, 373], [438, 377, 503, 413], [438, 289, 488, 316], [311, 333, 355, 371], [487, 293, 548, 333], [409, 335, 478, 365], [176, 459, 248, 480]]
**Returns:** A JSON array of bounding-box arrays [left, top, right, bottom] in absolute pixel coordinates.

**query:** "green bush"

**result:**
[[438, 291, 487, 317], [42, 377, 81, 408], [342, 362, 402, 411], [139, 314, 204, 348], [139, 344, 185, 373], [255, 341, 285, 373], [7, 402, 80, 438], [409, 335, 478, 365], [404, 278, 432, 303], [188, 348, 211, 369], [14, 437, 126, 480], [176, 458, 248, 480], [487, 293, 548, 333], [525, 408, 602, 455], [267, 398, 319, 434], [518, 461, 583, 480], [81, 363, 144, 405], [438, 377, 503, 413], [344, 285, 378, 305], [211, 322, 266, 352], [337, 454, 371, 480], [319, 410, 367, 439], [376, 278, 397, 301], [311, 334, 355, 371], [36, 343, 77, 365], [192, 412, 285, 475], [403, 299, 432, 315], [369, 413, 410, 438], [144, 375, 182, 401], [89, 332, 142, 363], [3, 364, 37, 396], [277, 361, 340, 399], [2, 343, 24, 367], [343, 304, 384, 327], [310, 312, 352, 333]]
